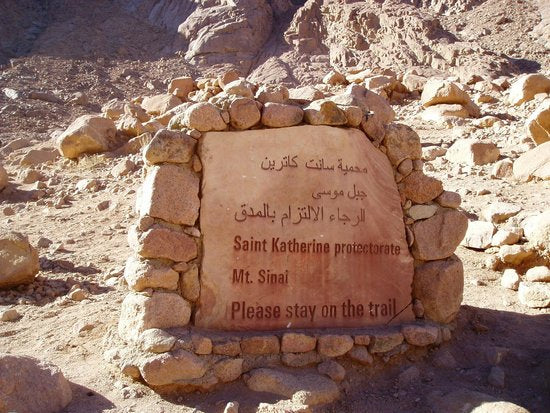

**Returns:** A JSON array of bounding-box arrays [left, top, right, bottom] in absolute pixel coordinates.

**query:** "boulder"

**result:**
[[513, 141, 550, 181], [116, 115, 147, 137], [491, 228, 522, 246], [331, 84, 395, 125], [0, 353, 72, 413], [399, 171, 443, 205], [101, 98, 126, 120], [281, 333, 317, 353], [168, 77, 195, 100], [288, 86, 325, 104], [118, 292, 192, 342], [183, 102, 227, 131], [508, 73, 550, 106], [368, 331, 404, 353], [445, 139, 500, 166], [141, 94, 182, 116], [522, 210, 550, 250], [140, 350, 207, 386], [20, 148, 59, 166], [180, 264, 200, 302], [0, 232, 39, 289], [491, 159, 514, 179], [481, 202, 522, 223], [240, 336, 280, 355], [261, 102, 303, 128], [413, 255, 464, 323], [401, 325, 439, 346], [524, 266, 550, 282], [323, 70, 347, 85], [498, 245, 535, 265], [137, 164, 199, 226], [223, 79, 255, 98], [245, 368, 339, 406], [382, 123, 422, 166], [124, 255, 179, 292], [461, 220, 495, 249], [347, 346, 373, 365], [303, 99, 347, 126], [255, 84, 289, 104], [501, 269, 520, 290], [430, 389, 530, 413], [0, 164, 7, 191], [518, 282, 550, 308], [526, 99, 550, 145], [421, 104, 469, 122], [128, 226, 197, 262], [56, 115, 116, 158], [143, 129, 196, 165], [229, 97, 261, 129], [317, 335, 354, 357], [420, 79, 480, 117]]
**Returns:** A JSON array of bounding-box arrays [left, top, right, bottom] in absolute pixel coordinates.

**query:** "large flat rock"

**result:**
[[196, 125, 413, 330]]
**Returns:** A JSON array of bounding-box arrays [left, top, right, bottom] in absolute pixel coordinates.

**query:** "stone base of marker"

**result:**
[[115, 115, 466, 399], [109, 321, 453, 394]]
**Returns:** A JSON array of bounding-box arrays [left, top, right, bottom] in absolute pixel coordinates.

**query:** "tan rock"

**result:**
[[445, 139, 500, 166], [261, 102, 303, 128], [281, 333, 317, 353], [56, 115, 116, 158], [168, 77, 195, 100], [124, 255, 179, 292], [303, 99, 347, 125], [323, 70, 347, 85], [518, 282, 550, 308], [118, 292, 191, 342], [217, 70, 240, 89], [143, 129, 196, 165], [156, 102, 194, 126], [360, 114, 385, 143], [317, 360, 346, 382], [288, 86, 325, 104], [407, 204, 438, 220], [213, 339, 241, 356], [223, 78, 255, 98], [421, 104, 469, 122], [382, 123, 422, 166], [399, 171, 443, 204], [402, 325, 439, 346], [435, 190, 461, 208], [184, 102, 227, 132], [317, 335, 353, 357], [138, 328, 177, 353], [229, 97, 261, 130], [241, 336, 280, 355], [0, 354, 72, 413], [124, 102, 150, 123], [421, 79, 480, 117], [413, 255, 464, 323], [412, 209, 468, 260], [128, 226, 197, 262], [508, 73, 550, 106], [245, 368, 340, 406], [139, 349, 206, 386], [20, 148, 59, 166], [501, 269, 520, 290], [368, 331, 404, 353], [111, 158, 135, 177], [255, 84, 289, 104], [137, 164, 199, 226], [141, 94, 182, 116], [491, 228, 522, 246], [0, 164, 8, 191], [481, 202, 521, 223], [431, 389, 530, 413], [524, 266, 550, 282], [526, 99, 550, 145], [102, 98, 126, 120], [0, 232, 39, 289], [332, 84, 395, 125], [282, 352, 321, 367], [213, 358, 243, 382], [116, 114, 146, 137], [340, 105, 364, 127], [461, 220, 496, 249], [422, 145, 447, 161], [491, 159, 514, 179], [180, 264, 200, 302], [513, 141, 550, 181], [347, 345, 373, 364], [498, 245, 535, 265], [522, 211, 550, 250]]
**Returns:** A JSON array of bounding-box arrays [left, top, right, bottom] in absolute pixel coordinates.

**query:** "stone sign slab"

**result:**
[[196, 125, 414, 330]]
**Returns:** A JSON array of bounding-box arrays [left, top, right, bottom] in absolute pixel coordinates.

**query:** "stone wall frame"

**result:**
[[113, 83, 467, 393]]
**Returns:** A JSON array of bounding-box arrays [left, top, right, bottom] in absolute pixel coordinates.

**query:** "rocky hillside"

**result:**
[[1, 0, 548, 84]]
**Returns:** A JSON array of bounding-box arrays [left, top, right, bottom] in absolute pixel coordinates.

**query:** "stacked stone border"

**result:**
[[112, 78, 468, 393]]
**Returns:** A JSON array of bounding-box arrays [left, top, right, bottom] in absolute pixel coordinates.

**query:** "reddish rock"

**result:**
[[241, 336, 280, 355], [399, 171, 443, 204], [129, 226, 197, 262]]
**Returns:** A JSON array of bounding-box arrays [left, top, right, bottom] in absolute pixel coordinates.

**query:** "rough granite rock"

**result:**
[[245, 368, 339, 406], [261, 102, 303, 127], [0, 163, 8, 191], [118, 292, 192, 342], [508, 73, 550, 106], [0, 231, 40, 289], [143, 129, 196, 165], [128, 225, 197, 262], [141, 94, 182, 116], [412, 208, 468, 260], [461, 220, 496, 249], [139, 349, 207, 386], [382, 123, 423, 166], [0, 353, 72, 413], [413, 255, 464, 323], [317, 335, 354, 358], [56, 114, 116, 158], [526, 99, 550, 145], [399, 171, 443, 204], [303, 99, 347, 126], [513, 141, 550, 181], [445, 139, 500, 166], [124, 255, 179, 292]]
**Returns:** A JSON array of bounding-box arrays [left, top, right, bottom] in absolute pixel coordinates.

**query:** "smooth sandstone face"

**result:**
[[196, 125, 413, 330]]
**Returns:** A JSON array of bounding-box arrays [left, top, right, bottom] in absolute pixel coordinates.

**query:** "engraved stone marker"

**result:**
[[197, 125, 414, 330]]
